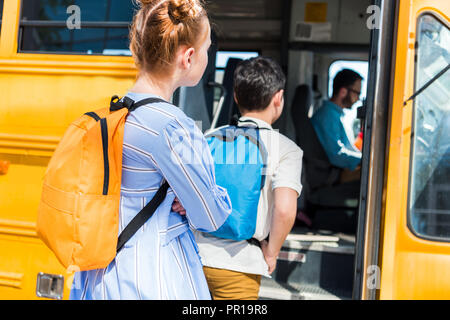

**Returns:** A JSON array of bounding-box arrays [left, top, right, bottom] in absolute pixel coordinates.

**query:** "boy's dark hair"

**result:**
[[332, 69, 363, 97], [233, 56, 286, 112]]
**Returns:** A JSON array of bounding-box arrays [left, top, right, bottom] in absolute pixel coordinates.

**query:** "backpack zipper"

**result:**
[[100, 118, 109, 195]]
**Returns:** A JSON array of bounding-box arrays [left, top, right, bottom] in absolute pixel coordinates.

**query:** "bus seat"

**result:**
[[291, 84, 359, 231], [202, 31, 219, 119], [175, 82, 212, 132], [291, 84, 341, 192], [215, 58, 243, 127]]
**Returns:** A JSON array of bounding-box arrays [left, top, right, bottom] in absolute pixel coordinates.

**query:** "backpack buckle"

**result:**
[[110, 95, 135, 112], [122, 96, 135, 110]]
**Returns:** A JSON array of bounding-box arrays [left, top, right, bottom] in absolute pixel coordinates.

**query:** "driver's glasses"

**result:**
[[347, 87, 361, 97]]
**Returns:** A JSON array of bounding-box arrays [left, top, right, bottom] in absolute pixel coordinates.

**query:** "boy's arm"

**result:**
[[261, 187, 298, 274]]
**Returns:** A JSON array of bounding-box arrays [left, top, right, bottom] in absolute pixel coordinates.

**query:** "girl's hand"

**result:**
[[171, 197, 186, 216]]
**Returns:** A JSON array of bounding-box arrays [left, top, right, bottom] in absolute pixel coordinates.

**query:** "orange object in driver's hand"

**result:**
[[354, 131, 363, 151]]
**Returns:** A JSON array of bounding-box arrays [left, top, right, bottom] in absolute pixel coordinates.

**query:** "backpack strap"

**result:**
[[230, 115, 271, 131], [110, 95, 169, 112], [231, 117, 272, 245], [237, 119, 271, 131], [117, 181, 170, 253], [232, 117, 270, 188], [207, 125, 269, 191], [246, 237, 261, 248], [111, 95, 172, 253]]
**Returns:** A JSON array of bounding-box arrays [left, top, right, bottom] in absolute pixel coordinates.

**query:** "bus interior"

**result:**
[[176, 0, 373, 300]]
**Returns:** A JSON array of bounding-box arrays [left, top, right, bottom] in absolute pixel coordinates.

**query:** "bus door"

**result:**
[[354, 0, 450, 299]]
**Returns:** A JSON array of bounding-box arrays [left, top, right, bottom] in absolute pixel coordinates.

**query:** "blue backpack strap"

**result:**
[[236, 119, 270, 190], [206, 124, 269, 190], [234, 120, 271, 244]]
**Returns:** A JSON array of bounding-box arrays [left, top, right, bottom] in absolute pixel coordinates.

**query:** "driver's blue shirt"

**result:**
[[311, 100, 362, 171]]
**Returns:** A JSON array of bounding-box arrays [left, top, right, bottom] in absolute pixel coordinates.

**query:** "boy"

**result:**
[[194, 56, 303, 300]]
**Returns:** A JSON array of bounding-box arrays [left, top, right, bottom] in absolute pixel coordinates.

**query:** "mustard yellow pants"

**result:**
[[202, 266, 261, 300]]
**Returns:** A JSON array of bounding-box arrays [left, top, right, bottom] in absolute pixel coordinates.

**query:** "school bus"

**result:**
[[0, 0, 448, 300]]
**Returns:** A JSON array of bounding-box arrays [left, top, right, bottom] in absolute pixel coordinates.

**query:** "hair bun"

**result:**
[[129, 0, 207, 72], [168, 0, 202, 24]]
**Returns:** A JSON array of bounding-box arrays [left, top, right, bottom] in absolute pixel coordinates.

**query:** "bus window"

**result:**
[[408, 14, 450, 241], [213, 51, 259, 113], [18, 0, 135, 55], [215, 51, 259, 84], [328, 60, 369, 140]]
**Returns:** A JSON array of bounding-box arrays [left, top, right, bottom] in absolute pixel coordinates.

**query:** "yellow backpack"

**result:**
[[37, 96, 169, 272]]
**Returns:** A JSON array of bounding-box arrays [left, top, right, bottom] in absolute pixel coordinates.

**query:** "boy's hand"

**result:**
[[261, 240, 277, 275], [171, 198, 186, 216]]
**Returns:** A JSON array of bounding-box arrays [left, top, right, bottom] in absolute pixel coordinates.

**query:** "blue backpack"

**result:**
[[206, 120, 268, 242]]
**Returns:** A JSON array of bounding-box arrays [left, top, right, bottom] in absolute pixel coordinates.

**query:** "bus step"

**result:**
[[258, 227, 355, 300], [258, 277, 344, 300]]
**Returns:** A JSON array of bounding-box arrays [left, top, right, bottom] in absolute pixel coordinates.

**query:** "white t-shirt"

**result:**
[[194, 116, 303, 277]]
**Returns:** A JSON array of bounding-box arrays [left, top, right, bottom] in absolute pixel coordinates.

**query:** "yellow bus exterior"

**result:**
[[378, 0, 450, 299], [0, 0, 136, 299]]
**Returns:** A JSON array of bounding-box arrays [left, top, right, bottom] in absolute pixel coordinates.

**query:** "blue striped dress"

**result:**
[[69, 92, 232, 300]]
